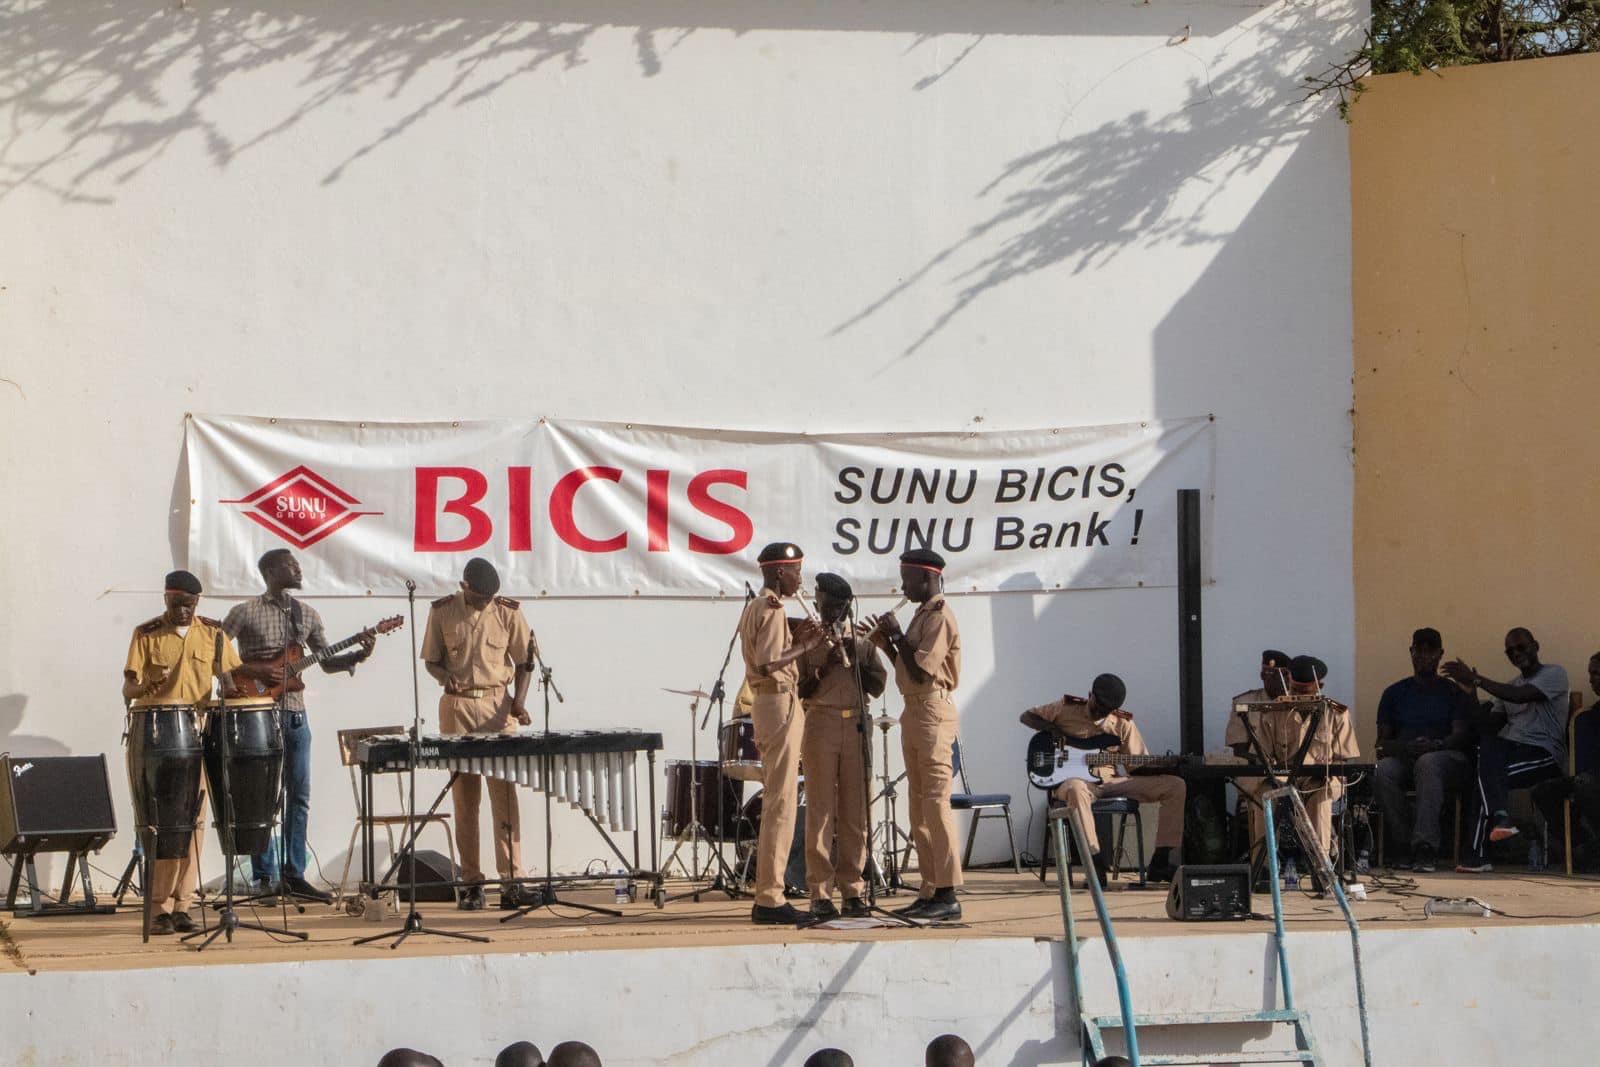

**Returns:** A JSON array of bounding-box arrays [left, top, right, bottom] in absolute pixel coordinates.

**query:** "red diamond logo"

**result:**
[[221, 466, 382, 549]]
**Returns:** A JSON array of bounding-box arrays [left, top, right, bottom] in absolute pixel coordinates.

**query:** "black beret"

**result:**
[[463, 557, 501, 595], [1091, 672, 1127, 711], [1289, 655, 1326, 684], [1261, 649, 1291, 668], [899, 547, 946, 571], [164, 570, 202, 596], [815, 573, 853, 600], [757, 542, 804, 565]]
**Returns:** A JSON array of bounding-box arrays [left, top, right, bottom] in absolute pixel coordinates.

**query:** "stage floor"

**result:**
[[3, 866, 1597, 976]]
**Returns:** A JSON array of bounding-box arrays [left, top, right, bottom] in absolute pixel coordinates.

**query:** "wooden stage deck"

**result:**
[[3, 867, 1597, 976]]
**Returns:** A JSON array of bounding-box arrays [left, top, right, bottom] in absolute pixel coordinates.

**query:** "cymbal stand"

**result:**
[[662, 591, 753, 904], [870, 710, 916, 893], [504, 655, 620, 921], [357, 581, 487, 949]]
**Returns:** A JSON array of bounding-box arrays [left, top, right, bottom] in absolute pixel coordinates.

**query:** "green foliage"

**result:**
[[1307, 0, 1600, 119]]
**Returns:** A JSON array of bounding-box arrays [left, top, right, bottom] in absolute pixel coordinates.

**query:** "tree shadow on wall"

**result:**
[[832, 0, 1355, 362], [0, 0, 1260, 203]]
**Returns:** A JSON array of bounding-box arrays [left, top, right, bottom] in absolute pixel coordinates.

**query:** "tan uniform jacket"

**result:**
[[886, 595, 960, 696], [799, 637, 886, 711], [1230, 691, 1361, 766], [1027, 696, 1147, 783], [420, 592, 536, 692], [738, 587, 797, 689], [125, 617, 242, 704]]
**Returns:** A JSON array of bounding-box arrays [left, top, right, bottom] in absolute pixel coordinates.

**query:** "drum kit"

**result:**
[[124, 695, 307, 947]]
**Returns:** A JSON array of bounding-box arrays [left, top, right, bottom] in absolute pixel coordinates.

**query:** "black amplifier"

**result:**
[[1165, 864, 1251, 922]]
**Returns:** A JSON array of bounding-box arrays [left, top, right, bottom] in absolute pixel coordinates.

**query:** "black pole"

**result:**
[[1177, 488, 1204, 756]]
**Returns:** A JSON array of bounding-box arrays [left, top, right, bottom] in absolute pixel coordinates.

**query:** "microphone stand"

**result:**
[[357, 581, 487, 948], [662, 588, 753, 905], [504, 650, 621, 921]]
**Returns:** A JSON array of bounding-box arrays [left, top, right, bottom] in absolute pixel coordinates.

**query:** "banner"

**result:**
[[185, 414, 1213, 598]]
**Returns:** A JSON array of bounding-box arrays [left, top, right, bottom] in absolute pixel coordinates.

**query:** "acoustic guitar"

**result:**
[[232, 615, 404, 700]]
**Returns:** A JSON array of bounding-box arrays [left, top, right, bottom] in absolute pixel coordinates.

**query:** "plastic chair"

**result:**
[[950, 738, 1020, 873], [333, 726, 459, 907], [1036, 786, 1146, 885]]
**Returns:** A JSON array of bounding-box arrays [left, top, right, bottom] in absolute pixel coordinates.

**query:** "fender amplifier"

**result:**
[[0, 754, 116, 856], [1165, 864, 1251, 922]]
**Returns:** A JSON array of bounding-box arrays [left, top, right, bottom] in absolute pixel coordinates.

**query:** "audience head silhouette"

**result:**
[[547, 1041, 603, 1067], [376, 1051, 443, 1067], [496, 1040, 545, 1066], [802, 1051, 854, 1067], [925, 1033, 975, 1067]]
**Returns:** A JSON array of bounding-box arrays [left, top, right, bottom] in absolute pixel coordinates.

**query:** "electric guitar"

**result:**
[[1025, 729, 1187, 788], [232, 615, 404, 699]]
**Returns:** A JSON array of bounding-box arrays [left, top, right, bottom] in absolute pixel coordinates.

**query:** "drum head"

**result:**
[[205, 695, 278, 710]]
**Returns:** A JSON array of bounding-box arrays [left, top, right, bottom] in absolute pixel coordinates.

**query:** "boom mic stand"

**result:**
[[663, 588, 753, 905], [504, 650, 620, 921], [357, 581, 487, 949]]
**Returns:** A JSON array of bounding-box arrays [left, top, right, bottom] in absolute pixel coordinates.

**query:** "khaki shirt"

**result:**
[[1230, 691, 1361, 765], [799, 637, 886, 712], [420, 592, 535, 691], [125, 616, 243, 706], [738, 587, 797, 690], [888, 595, 960, 697], [1027, 695, 1148, 782]]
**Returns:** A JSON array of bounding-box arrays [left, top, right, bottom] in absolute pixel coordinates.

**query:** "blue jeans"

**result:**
[[252, 710, 312, 884]]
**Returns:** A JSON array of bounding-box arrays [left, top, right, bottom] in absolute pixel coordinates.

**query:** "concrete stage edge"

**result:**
[[1, 920, 1593, 1065]]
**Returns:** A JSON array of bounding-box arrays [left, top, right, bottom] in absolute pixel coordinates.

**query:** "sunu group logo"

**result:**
[[221, 466, 382, 548]]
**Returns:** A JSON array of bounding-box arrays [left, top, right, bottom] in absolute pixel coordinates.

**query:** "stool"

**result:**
[[1037, 792, 1146, 885]]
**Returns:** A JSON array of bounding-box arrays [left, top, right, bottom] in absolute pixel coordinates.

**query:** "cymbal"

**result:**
[[663, 687, 716, 701], [871, 714, 899, 730]]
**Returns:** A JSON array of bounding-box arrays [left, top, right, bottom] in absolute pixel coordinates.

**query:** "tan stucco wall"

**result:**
[[1352, 53, 1600, 745]]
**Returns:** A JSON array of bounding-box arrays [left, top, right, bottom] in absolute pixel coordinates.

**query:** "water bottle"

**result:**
[[613, 871, 630, 905], [1355, 848, 1371, 876], [1283, 856, 1299, 890], [1527, 839, 1545, 872]]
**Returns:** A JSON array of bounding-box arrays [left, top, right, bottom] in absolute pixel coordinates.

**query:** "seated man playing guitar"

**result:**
[[1021, 673, 1184, 883]]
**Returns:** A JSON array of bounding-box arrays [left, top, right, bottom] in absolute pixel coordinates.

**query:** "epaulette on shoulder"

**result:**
[[495, 596, 519, 610], [137, 616, 166, 634], [432, 594, 455, 607], [764, 594, 783, 609], [1111, 708, 1134, 721], [1327, 698, 1350, 713], [196, 616, 223, 629], [1062, 693, 1087, 705], [1232, 689, 1258, 701]]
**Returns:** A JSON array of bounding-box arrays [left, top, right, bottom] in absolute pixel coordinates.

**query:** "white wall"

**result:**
[[0, 0, 1357, 881], [2, 923, 1594, 1065]]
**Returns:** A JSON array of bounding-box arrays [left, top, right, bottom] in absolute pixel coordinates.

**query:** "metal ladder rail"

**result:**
[[1053, 805, 1324, 1066]]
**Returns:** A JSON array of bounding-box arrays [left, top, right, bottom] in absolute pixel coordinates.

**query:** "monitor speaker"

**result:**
[[1165, 864, 1251, 922], [0, 754, 116, 856], [394, 848, 460, 903]]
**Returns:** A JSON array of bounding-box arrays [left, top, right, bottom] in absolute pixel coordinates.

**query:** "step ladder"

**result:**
[[1050, 790, 1371, 1066]]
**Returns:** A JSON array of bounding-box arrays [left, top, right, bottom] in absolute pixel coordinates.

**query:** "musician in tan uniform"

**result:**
[[1231, 654, 1360, 868], [121, 570, 243, 935], [420, 558, 537, 911], [865, 547, 964, 921], [797, 573, 887, 920], [1021, 674, 1184, 883], [740, 542, 822, 924]]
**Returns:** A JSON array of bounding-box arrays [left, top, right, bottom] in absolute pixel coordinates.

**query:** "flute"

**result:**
[[795, 587, 850, 667], [862, 597, 910, 639]]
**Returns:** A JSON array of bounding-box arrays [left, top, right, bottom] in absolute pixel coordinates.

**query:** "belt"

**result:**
[[449, 685, 504, 699], [749, 681, 797, 695], [806, 706, 857, 718], [905, 687, 952, 701]]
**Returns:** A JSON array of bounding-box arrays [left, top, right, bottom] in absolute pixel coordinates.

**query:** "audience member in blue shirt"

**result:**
[[1372, 628, 1474, 871], [1534, 651, 1600, 868]]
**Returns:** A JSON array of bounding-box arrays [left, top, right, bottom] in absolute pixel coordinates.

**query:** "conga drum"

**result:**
[[202, 696, 283, 857], [125, 703, 205, 858]]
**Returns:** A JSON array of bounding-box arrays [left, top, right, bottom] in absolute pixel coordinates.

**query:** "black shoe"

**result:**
[[499, 883, 537, 910], [751, 902, 803, 925], [150, 913, 176, 936], [458, 885, 486, 911], [282, 874, 333, 904], [841, 897, 870, 918], [915, 898, 963, 922], [1144, 858, 1178, 884], [251, 880, 280, 905], [170, 911, 196, 934], [893, 898, 932, 917], [809, 899, 840, 921], [1412, 842, 1438, 873]]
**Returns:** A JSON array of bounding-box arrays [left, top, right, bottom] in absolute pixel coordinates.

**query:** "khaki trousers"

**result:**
[[149, 781, 207, 916], [440, 690, 522, 882], [1243, 777, 1340, 858], [901, 692, 963, 895], [752, 689, 804, 908], [1053, 775, 1186, 854], [801, 707, 868, 901]]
